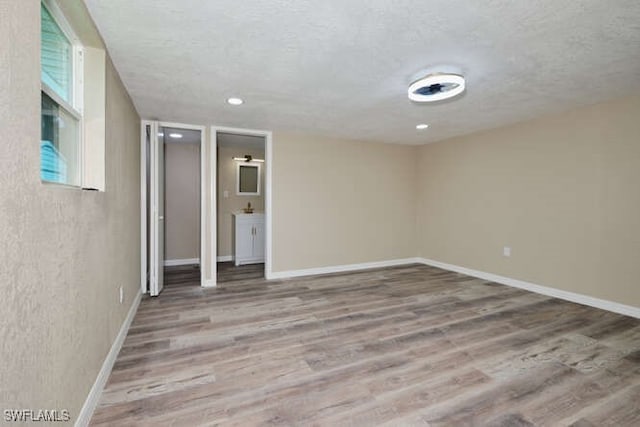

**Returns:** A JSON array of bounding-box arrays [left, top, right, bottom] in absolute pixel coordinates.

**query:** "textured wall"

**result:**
[[416, 95, 640, 307], [271, 132, 417, 272], [0, 0, 140, 423], [165, 142, 200, 261], [217, 145, 265, 258]]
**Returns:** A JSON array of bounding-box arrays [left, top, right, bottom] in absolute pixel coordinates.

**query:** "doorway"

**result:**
[[141, 121, 206, 296], [212, 127, 271, 285], [163, 126, 202, 289]]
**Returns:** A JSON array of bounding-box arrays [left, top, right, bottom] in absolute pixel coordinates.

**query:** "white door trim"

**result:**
[[200, 126, 207, 287], [204, 126, 217, 287], [149, 121, 162, 296], [210, 126, 273, 286], [140, 121, 149, 294]]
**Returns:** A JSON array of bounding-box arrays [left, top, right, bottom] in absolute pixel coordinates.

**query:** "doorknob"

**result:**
[[159, 216, 164, 220]]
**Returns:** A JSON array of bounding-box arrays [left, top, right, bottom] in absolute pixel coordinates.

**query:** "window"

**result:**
[[40, 0, 83, 186]]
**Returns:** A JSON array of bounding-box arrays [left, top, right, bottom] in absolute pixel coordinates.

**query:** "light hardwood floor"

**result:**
[[91, 264, 640, 426], [217, 262, 265, 283]]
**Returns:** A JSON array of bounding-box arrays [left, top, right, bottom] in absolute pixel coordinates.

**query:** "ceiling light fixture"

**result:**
[[408, 73, 465, 102], [233, 155, 264, 162], [227, 97, 243, 105], [416, 124, 429, 130], [169, 133, 183, 138]]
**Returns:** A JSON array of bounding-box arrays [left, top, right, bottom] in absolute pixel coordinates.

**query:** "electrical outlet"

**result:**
[[503, 246, 511, 257], [119, 286, 124, 304]]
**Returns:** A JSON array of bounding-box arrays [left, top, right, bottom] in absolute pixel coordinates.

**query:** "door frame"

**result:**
[[210, 126, 273, 287], [140, 120, 207, 293]]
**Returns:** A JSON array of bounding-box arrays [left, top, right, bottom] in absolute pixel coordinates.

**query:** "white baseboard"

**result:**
[[268, 258, 422, 280], [216, 255, 233, 262], [164, 258, 200, 267], [75, 290, 142, 427], [417, 258, 640, 319]]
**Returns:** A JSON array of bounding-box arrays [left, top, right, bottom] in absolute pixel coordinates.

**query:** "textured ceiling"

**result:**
[[86, 0, 640, 145]]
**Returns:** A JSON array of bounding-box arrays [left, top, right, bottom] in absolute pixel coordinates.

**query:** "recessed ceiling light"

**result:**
[[169, 133, 183, 138], [416, 124, 429, 130], [408, 73, 465, 102], [227, 97, 243, 105]]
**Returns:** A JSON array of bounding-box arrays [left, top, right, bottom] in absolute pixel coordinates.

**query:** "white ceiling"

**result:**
[[86, 0, 640, 145]]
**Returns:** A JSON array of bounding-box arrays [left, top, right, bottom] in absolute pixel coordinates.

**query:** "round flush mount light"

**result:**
[[227, 97, 243, 105], [416, 124, 429, 130], [408, 73, 465, 102], [169, 133, 183, 139]]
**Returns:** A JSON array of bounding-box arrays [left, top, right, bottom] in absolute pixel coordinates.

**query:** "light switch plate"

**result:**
[[503, 246, 511, 257]]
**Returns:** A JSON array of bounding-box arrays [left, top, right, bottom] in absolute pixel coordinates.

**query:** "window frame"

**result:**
[[40, 0, 85, 187]]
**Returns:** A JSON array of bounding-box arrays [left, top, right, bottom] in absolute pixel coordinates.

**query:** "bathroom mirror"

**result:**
[[236, 163, 261, 196]]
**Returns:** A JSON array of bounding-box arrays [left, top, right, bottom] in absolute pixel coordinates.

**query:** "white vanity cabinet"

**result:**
[[233, 213, 265, 266]]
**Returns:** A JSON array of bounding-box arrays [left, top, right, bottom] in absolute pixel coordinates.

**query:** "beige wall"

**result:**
[[0, 0, 140, 423], [217, 145, 265, 258], [416, 95, 640, 308], [165, 142, 200, 260], [272, 132, 417, 272]]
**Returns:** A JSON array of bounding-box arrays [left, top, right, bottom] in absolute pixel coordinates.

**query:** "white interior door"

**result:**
[[150, 122, 165, 296]]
